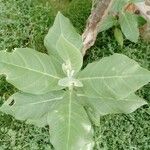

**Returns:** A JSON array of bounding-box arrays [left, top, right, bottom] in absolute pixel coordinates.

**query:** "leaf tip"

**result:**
[[57, 11, 63, 18]]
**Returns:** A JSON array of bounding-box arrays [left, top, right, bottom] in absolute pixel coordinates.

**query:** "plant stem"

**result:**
[[82, 0, 114, 55]]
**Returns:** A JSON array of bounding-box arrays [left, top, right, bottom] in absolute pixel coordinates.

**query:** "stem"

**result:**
[[82, 0, 114, 55], [68, 83, 73, 91]]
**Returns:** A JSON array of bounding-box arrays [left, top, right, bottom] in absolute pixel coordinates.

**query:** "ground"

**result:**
[[0, 0, 150, 149]]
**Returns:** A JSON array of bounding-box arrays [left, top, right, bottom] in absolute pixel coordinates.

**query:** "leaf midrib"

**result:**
[[66, 90, 72, 150], [58, 14, 81, 52], [78, 74, 149, 80], [14, 96, 63, 106], [1, 62, 60, 79], [77, 94, 145, 102]]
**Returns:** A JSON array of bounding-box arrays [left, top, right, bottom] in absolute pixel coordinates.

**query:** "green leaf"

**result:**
[[0, 91, 94, 150], [114, 28, 124, 47], [119, 12, 139, 43], [44, 12, 83, 64], [78, 54, 150, 99], [111, 0, 128, 12], [0, 48, 64, 94], [56, 35, 83, 74], [137, 16, 147, 27], [0, 91, 64, 127], [77, 93, 147, 115], [48, 91, 93, 150], [99, 15, 117, 32]]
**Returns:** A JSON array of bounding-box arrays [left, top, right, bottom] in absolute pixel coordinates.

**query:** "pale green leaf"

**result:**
[[56, 35, 83, 74], [0, 91, 94, 150], [0, 91, 64, 127], [44, 12, 83, 74], [77, 93, 147, 115], [114, 28, 124, 47], [119, 12, 139, 43], [99, 15, 116, 32], [111, 0, 127, 12], [0, 48, 64, 94], [78, 54, 150, 99], [48, 91, 93, 150]]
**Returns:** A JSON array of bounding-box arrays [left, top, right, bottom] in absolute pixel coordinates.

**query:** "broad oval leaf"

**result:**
[[78, 54, 150, 99], [0, 48, 64, 94], [0, 91, 94, 150], [119, 12, 139, 43], [99, 15, 117, 32], [48, 91, 94, 150], [44, 12, 83, 66], [77, 93, 147, 116]]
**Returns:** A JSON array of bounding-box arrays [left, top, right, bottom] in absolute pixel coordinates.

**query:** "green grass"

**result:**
[[0, 0, 150, 149]]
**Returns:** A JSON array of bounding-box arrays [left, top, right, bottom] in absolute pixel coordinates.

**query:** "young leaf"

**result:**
[[58, 77, 83, 87], [56, 35, 83, 74], [114, 28, 124, 47], [77, 93, 147, 116], [0, 91, 94, 150], [119, 12, 139, 43], [0, 48, 64, 94], [78, 54, 150, 99], [99, 15, 117, 32], [44, 12, 83, 74]]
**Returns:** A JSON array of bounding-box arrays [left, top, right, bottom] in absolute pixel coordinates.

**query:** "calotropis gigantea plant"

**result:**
[[0, 12, 150, 150]]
